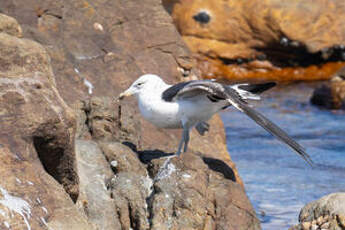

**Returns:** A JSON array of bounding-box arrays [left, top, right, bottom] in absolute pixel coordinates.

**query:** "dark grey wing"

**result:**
[[162, 81, 196, 102], [172, 80, 228, 102], [162, 80, 226, 102], [224, 87, 313, 166]]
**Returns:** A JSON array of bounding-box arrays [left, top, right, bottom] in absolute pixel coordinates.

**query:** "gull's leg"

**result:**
[[175, 133, 185, 157], [183, 128, 190, 153]]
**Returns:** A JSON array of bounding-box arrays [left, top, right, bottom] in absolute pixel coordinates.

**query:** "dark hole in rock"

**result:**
[[193, 11, 211, 24], [202, 157, 236, 182], [33, 136, 77, 201]]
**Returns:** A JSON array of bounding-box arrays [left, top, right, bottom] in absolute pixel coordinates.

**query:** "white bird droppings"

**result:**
[[155, 160, 176, 181], [93, 22, 104, 32], [41, 207, 48, 214], [83, 78, 94, 94], [4, 221, 10, 228], [110, 160, 118, 168], [0, 186, 32, 230], [182, 173, 191, 179]]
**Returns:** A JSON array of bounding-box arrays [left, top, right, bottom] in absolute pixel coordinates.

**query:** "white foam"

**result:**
[[0, 186, 32, 230]]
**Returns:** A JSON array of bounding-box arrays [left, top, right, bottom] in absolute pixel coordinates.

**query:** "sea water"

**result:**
[[221, 83, 345, 229]]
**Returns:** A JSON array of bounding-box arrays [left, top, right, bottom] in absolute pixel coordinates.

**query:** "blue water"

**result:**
[[221, 83, 345, 229]]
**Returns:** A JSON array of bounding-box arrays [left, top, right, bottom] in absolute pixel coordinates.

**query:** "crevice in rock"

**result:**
[[33, 136, 64, 181], [83, 100, 93, 136], [33, 135, 78, 202], [145, 184, 156, 228]]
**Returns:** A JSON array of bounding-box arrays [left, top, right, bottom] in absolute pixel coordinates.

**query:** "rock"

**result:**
[[291, 193, 345, 230], [300, 193, 345, 222], [0, 13, 22, 37], [75, 140, 121, 229], [148, 153, 260, 230], [311, 67, 345, 109], [320, 221, 330, 229], [1, 0, 260, 228], [0, 15, 93, 229], [163, 0, 345, 81], [99, 141, 147, 176], [72, 96, 260, 229], [301, 221, 311, 230]]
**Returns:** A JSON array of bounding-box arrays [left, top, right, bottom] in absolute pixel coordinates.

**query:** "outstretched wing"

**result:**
[[224, 87, 313, 166], [162, 80, 313, 166], [162, 80, 228, 102]]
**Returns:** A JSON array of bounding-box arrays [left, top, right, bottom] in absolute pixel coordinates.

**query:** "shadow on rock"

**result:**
[[202, 156, 237, 182]]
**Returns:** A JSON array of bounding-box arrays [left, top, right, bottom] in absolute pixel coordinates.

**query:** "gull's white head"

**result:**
[[118, 74, 164, 100]]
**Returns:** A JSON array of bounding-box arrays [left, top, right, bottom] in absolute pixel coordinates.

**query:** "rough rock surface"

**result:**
[[163, 0, 345, 81], [73, 95, 259, 229], [0, 14, 93, 230], [73, 97, 261, 230], [0, 0, 260, 228], [311, 66, 345, 110], [289, 193, 345, 230]]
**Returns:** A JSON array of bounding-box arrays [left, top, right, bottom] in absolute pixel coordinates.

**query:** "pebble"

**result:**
[[310, 224, 318, 230], [93, 22, 104, 32], [301, 221, 311, 230], [316, 216, 324, 225], [320, 222, 330, 229]]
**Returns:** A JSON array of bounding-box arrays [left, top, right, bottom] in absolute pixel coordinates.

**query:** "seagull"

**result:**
[[118, 74, 313, 166]]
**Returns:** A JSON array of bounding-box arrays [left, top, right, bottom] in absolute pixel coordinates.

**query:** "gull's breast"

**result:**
[[138, 95, 182, 129]]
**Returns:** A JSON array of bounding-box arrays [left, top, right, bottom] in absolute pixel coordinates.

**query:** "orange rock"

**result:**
[[164, 0, 345, 81]]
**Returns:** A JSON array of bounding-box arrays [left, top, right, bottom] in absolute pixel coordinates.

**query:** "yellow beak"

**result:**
[[117, 89, 134, 101]]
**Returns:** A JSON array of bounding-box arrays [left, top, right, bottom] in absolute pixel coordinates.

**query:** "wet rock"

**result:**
[[163, 0, 345, 81], [0, 15, 93, 229], [311, 67, 345, 109], [290, 193, 345, 230]]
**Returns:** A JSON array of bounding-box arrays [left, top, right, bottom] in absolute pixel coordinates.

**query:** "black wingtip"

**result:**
[[299, 150, 314, 168], [239, 82, 277, 94]]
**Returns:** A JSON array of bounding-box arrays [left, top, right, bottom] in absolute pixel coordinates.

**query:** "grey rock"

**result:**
[[299, 193, 345, 222], [76, 139, 121, 229]]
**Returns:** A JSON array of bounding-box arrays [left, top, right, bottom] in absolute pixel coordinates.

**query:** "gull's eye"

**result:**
[[137, 82, 143, 86]]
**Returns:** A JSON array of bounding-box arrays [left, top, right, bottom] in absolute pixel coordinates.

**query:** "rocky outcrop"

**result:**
[[0, 14, 93, 230], [289, 193, 345, 230], [0, 0, 260, 229], [163, 0, 345, 81], [74, 97, 261, 230], [311, 67, 345, 109]]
